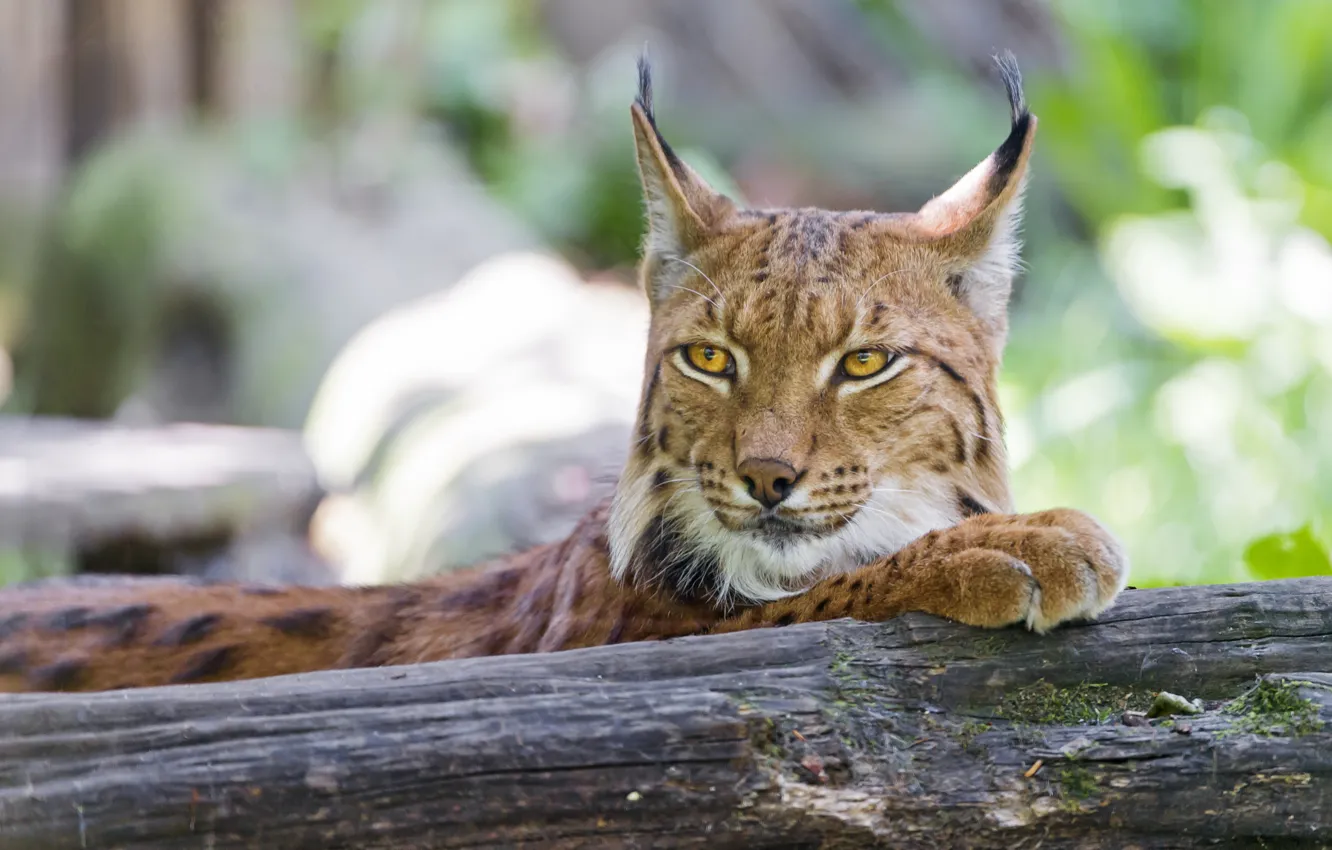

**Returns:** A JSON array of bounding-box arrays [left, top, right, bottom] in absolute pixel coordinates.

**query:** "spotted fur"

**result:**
[[0, 53, 1128, 694]]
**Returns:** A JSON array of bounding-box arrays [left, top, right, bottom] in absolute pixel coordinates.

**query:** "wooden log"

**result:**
[[1, 577, 1331, 847], [0, 417, 326, 584]]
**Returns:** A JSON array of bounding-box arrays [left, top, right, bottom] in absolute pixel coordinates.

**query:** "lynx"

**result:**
[[0, 54, 1127, 693]]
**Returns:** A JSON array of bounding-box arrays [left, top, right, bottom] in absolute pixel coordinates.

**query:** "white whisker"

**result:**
[[827, 505, 860, 525], [854, 502, 905, 522], [689, 506, 717, 527], [901, 385, 933, 414], [855, 267, 913, 312], [665, 256, 726, 309], [661, 283, 719, 310], [661, 483, 699, 513]]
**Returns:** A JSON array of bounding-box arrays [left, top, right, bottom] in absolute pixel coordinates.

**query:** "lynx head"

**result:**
[[609, 53, 1036, 606]]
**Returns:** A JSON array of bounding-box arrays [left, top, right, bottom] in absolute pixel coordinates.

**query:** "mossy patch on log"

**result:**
[[1058, 764, 1099, 803], [1222, 678, 1323, 738], [998, 680, 1151, 725]]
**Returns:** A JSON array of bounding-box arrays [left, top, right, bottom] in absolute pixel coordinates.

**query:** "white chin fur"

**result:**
[[610, 473, 959, 605]]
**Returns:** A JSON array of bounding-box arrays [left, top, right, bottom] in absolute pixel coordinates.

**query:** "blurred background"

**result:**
[[1, 0, 1330, 590]]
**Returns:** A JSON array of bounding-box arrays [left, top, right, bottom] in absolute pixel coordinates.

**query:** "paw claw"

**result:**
[[1023, 585, 1047, 633], [1021, 531, 1129, 632]]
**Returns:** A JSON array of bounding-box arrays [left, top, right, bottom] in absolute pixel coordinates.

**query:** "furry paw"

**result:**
[[913, 509, 1130, 633]]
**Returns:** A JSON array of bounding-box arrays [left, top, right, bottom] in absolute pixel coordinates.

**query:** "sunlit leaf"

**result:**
[[1243, 525, 1332, 581]]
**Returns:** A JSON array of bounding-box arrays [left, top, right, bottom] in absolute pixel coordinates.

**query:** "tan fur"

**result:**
[[0, 55, 1128, 694]]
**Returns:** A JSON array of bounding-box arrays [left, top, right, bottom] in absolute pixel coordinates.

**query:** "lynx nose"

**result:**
[[737, 458, 800, 509]]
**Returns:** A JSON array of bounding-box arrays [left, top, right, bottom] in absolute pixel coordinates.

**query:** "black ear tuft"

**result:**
[[994, 49, 1028, 127], [990, 50, 1033, 183], [636, 53, 656, 127], [634, 49, 682, 168]]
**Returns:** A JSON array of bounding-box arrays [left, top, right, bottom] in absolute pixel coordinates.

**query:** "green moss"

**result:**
[[1058, 765, 1099, 800], [827, 650, 895, 712], [955, 719, 993, 751], [1223, 679, 1323, 738], [998, 680, 1150, 725], [967, 636, 1011, 658], [830, 650, 855, 677], [747, 714, 787, 759]]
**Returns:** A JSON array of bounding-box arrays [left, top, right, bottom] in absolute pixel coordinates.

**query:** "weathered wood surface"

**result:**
[[2, 577, 1331, 848], [0, 417, 328, 583]]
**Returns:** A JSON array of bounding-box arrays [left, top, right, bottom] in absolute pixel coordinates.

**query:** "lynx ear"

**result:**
[[631, 56, 733, 305], [882, 52, 1037, 332]]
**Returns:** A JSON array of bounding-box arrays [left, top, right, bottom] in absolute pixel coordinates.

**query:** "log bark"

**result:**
[[1, 577, 1331, 848]]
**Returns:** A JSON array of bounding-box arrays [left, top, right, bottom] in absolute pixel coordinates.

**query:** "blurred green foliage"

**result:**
[[1035, 0, 1332, 233], [975, 0, 1332, 586], [408, 0, 647, 268], [388, 0, 746, 270], [1245, 526, 1332, 582], [12, 139, 193, 417]]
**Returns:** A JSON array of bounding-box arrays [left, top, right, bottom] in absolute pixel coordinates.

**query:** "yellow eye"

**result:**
[[841, 349, 892, 379], [684, 342, 734, 375]]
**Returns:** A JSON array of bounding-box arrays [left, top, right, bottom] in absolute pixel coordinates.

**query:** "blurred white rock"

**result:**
[[305, 251, 648, 583]]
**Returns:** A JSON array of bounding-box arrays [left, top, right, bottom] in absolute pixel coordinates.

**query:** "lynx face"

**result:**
[[610, 56, 1035, 604]]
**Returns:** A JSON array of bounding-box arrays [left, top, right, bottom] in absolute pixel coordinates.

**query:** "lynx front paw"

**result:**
[[917, 509, 1130, 633]]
